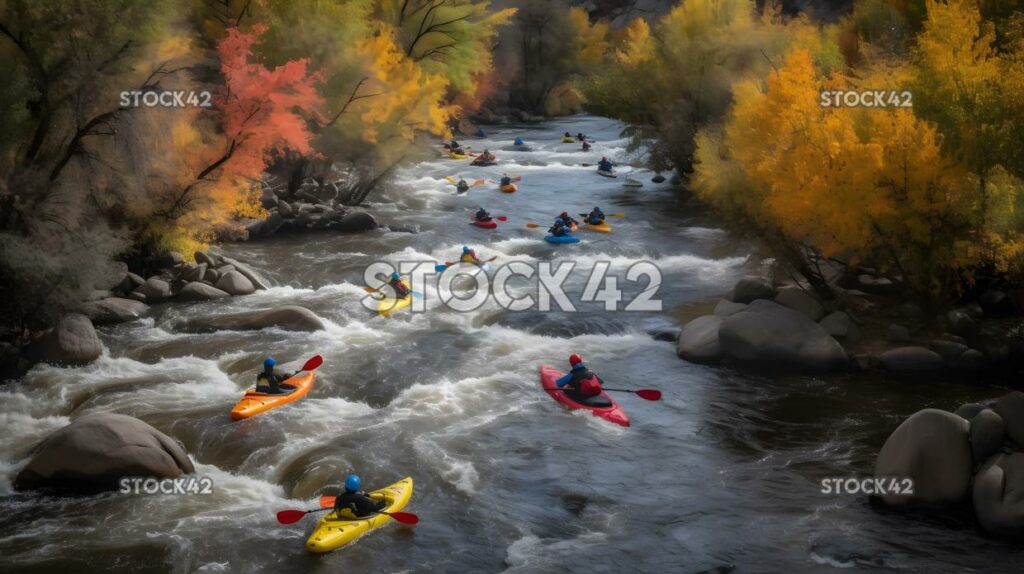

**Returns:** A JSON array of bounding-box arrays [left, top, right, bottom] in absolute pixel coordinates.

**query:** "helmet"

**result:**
[[560, 212, 569, 218], [463, 246, 471, 253], [390, 271, 400, 280], [344, 474, 361, 492], [569, 353, 582, 366], [601, 157, 608, 161], [264, 357, 276, 369], [594, 207, 600, 211]]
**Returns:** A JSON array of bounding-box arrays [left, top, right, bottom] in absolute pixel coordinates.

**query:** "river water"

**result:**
[[0, 117, 1020, 573]]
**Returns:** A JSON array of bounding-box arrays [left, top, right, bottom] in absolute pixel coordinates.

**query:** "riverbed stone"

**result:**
[[819, 311, 858, 340], [728, 277, 777, 304], [14, 412, 194, 492], [676, 315, 724, 364], [971, 409, 1006, 464], [713, 299, 746, 317], [194, 251, 218, 268], [81, 297, 150, 325], [878, 346, 945, 374], [218, 256, 269, 290], [994, 392, 1024, 447], [953, 349, 988, 372], [26, 313, 103, 366], [887, 324, 912, 343], [973, 452, 1024, 535], [133, 277, 171, 302], [214, 270, 255, 296], [927, 339, 968, 362], [774, 287, 825, 321], [980, 289, 1013, 315], [718, 299, 847, 371], [333, 211, 377, 233], [177, 305, 325, 333], [874, 408, 972, 506], [277, 199, 294, 218], [956, 402, 989, 420], [945, 310, 978, 340], [176, 282, 231, 301]]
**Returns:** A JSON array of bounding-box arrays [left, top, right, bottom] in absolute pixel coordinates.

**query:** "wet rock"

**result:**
[[125, 272, 146, 289], [994, 392, 1024, 447], [886, 324, 912, 343], [176, 282, 231, 301], [877, 346, 945, 374], [854, 274, 899, 296], [713, 299, 746, 317], [183, 262, 207, 282], [980, 289, 1013, 315], [203, 267, 219, 284], [128, 291, 147, 303], [157, 251, 184, 269], [215, 264, 236, 275], [953, 348, 987, 371], [133, 277, 171, 302], [277, 199, 294, 218], [648, 326, 680, 342], [214, 270, 255, 296], [819, 311, 858, 341], [26, 313, 103, 366], [14, 412, 194, 492], [86, 289, 113, 301], [945, 310, 977, 340], [651, 174, 666, 183], [81, 297, 149, 325], [194, 251, 218, 268], [774, 287, 825, 321], [971, 409, 1005, 464], [973, 452, 1024, 534], [218, 256, 269, 290], [177, 305, 325, 333], [676, 315, 725, 364], [728, 276, 777, 304], [874, 408, 971, 505], [927, 339, 968, 362], [718, 299, 848, 371], [333, 211, 377, 233]]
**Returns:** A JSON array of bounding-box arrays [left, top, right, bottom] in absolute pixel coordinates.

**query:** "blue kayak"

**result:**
[[544, 234, 580, 244]]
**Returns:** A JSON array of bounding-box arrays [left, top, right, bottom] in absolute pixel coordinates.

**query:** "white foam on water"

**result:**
[[503, 531, 609, 572]]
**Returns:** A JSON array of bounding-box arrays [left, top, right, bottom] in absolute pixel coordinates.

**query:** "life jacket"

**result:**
[[568, 366, 601, 396], [461, 252, 477, 264], [390, 279, 410, 297]]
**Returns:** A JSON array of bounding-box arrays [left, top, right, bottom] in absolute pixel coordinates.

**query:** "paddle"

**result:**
[[554, 388, 662, 401], [580, 212, 625, 219], [300, 355, 324, 372], [434, 256, 497, 273], [363, 286, 423, 299], [469, 216, 508, 224], [276, 507, 419, 525]]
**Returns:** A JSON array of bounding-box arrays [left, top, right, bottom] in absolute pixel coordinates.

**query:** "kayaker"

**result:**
[[476, 128, 486, 137], [255, 357, 296, 395], [449, 139, 464, 154], [456, 179, 470, 193], [576, 132, 586, 141], [477, 149, 495, 161], [499, 174, 513, 187], [549, 218, 569, 237], [555, 354, 606, 403], [558, 211, 579, 229], [587, 207, 605, 225], [598, 157, 614, 172], [388, 271, 411, 299], [563, 131, 572, 139], [333, 474, 386, 519], [460, 245, 481, 265], [514, 137, 524, 146], [474, 208, 492, 222], [582, 140, 591, 152]]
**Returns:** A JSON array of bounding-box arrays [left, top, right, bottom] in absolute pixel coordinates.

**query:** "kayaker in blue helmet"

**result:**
[[456, 178, 469, 193], [555, 354, 608, 405], [255, 357, 295, 395], [476, 128, 486, 137], [587, 207, 605, 225], [333, 474, 386, 518], [514, 137, 524, 146], [474, 208, 492, 222], [460, 245, 480, 265], [388, 272, 411, 299], [449, 138, 464, 154], [597, 157, 614, 172], [499, 173, 512, 187], [549, 217, 568, 237]]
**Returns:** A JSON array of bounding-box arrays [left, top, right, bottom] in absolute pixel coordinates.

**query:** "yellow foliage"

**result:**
[[568, 7, 610, 68], [614, 18, 654, 66]]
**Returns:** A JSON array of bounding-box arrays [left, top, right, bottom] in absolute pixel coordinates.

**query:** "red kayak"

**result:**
[[472, 219, 498, 229], [539, 365, 630, 427]]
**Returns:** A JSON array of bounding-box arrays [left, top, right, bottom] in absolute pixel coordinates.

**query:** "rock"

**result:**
[[214, 270, 255, 296], [961, 302, 984, 320], [945, 310, 977, 340], [194, 251, 218, 268], [971, 409, 1005, 464], [953, 349, 987, 371], [203, 268, 219, 284], [729, 276, 777, 304], [877, 346, 945, 374], [819, 311, 859, 341], [773, 287, 825, 321], [718, 299, 848, 371], [104, 261, 129, 291], [676, 315, 725, 364], [156, 251, 185, 269], [218, 256, 269, 290], [125, 272, 146, 289], [81, 297, 150, 325], [215, 264, 236, 275], [177, 305, 325, 333], [854, 274, 899, 296], [994, 392, 1024, 447], [887, 324, 912, 343], [980, 289, 1013, 315], [86, 289, 113, 301], [713, 299, 747, 317], [940, 333, 968, 345], [647, 326, 680, 342], [133, 277, 171, 302], [972, 452, 1024, 534], [956, 402, 988, 420], [927, 339, 968, 362], [277, 199, 294, 218], [981, 339, 1011, 365], [25, 314, 103, 366], [874, 408, 971, 506], [183, 262, 207, 282], [333, 210, 377, 233], [176, 282, 231, 301], [14, 413, 194, 492], [652, 174, 666, 183], [128, 291, 147, 303]]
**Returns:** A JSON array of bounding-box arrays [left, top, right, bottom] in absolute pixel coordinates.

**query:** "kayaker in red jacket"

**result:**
[[333, 474, 386, 519], [255, 357, 295, 395], [474, 208, 492, 222], [388, 272, 411, 299], [555, 354, 608, 405]]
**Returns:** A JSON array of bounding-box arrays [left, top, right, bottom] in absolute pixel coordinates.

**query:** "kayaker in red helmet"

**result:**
[[558, 211, 579, 229], [597, 157, 614, 172], [554, 354, 609, 406]]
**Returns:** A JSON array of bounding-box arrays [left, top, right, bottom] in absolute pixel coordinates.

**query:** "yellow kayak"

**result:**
[[561, 137, 575, 143], [584, 221, 612, 233], [377, 295, 413, 317], [449, 152, 468, 160], [306, 477, 414, 553], [500, 183, 517, 193]]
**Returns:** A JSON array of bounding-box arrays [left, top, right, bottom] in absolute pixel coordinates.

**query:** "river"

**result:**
[[0, 116, 1019, 573]]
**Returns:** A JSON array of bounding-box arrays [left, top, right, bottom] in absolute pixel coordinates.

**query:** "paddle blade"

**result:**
[[496, 216, 508, 222], [472, 179, 486, 187], [319, 496, 335, 508], [276, 510, 308, 525], [525, 223, 541, 228], [512, 176, 522, 182], [610, 212, 626, 218], [434, 264, 448, 272], [301, 355, 324, 372], [445, 176, 457, 184], [363, 287, 381, 294], [635, 389, 662, 401], [387, 511, 419, 525]]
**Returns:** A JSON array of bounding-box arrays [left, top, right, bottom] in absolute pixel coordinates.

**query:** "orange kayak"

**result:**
[[230, 371, 316, 420]]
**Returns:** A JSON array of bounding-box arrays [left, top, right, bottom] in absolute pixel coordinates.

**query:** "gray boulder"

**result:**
[[183, 263, 207, 282], [994, 392, 1024, 447], [277, 199, 294, 218], [214, 264, 236, 275], [945, 310, 977, 339], [14, 413, 194, 492], [713, 299, 746, 317], [927, 339, 968, 362], [676, 315, 725, 364], [81, 297, 149, 325], [133, 278, 171, 302], [218, 256, 269, 290], [176, 282, 230, 301], [819, 311, 858, 340], [214, 270, 255, 296], [955, 402, 989, 420], [878, 347, 944, 374], [973, 452, 1024, 534], [194, 251, 218, 268], [333, 210, 377, 233], [729, 276, 777, 304], [718, 299, 848, 371], [26, 313, 103, 366], [203, 268, 219, 284], [177, 305, 325, 333], [874, 408, 972, 505], [971, 409, 1005, 464], [887, 324, 912, 343], [980, 289, 1013, 315], [774, 287, 825, 321], [953, 348, 987, 371]]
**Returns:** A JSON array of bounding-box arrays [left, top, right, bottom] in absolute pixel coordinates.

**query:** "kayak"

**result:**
[[472, 160, 496, 167], [450, 152, 468, 160], [539, 365, 629, 427], [230, 371, 316, 421], [378, 294, 413, 317], [500, 183, 517, 193], [561, 137, 575, 143], [544, 234, 580, 244], [584, 221, 612, 233], [597, 169, 617, 178], [306, 477, 414, 553], [472, 219, 498, 229]]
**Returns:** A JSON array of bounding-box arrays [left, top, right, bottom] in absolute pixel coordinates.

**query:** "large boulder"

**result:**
[[214, 270, 256, 296], [194, 251, 219, 268], [14, 413, 194, 492], [877, 347, 945, 374], [26, 313, 103, 366], [819, 311, 858, 341], [994, 392, 1024, 447], [133, 277, 171, 302], [177, 305, 325, 333], [81, 297, 150, 325], [218, 256, 269, 290], [718, 299, 848, 371], [973, 452, 1024, 535], [176, 282, 230, 301], [773, 287, 825, 321], [676, 315, 725, 364], [729, 276, 777, 304], [713, 299, 746, 317], [945, 310, 978, 340], [333, 211, 377, 233], [971, 409, 1006, 464], [874, 408, 972, 506]]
